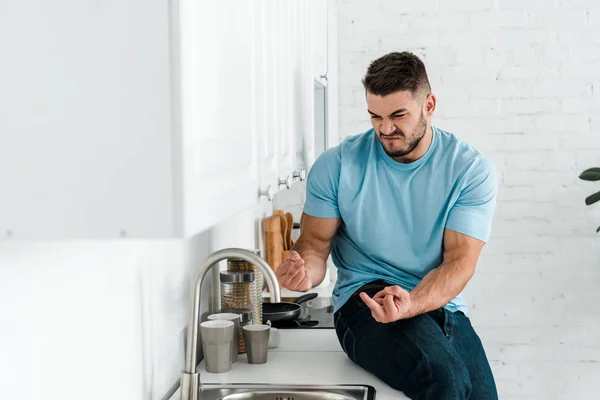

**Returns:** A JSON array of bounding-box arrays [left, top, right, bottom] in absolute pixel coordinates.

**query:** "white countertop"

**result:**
[[169, 329, 410, 400]]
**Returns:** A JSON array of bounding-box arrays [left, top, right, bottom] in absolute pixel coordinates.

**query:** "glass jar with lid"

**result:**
[[227, 251, 264, 324], [220, 270, 256, 324], [219, 307, 253, 353]]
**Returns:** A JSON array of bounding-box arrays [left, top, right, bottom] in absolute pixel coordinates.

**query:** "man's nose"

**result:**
[[381, 120, 396, 135]]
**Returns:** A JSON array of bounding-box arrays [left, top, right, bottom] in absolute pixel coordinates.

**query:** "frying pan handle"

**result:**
[[295, 292, 318, 304]]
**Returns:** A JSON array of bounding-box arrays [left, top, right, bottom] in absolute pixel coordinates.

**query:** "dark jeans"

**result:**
[[334, 280, 498, 400]]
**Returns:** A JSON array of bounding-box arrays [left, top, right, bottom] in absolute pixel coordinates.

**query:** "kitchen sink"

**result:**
[[197, 384, 376, 400]]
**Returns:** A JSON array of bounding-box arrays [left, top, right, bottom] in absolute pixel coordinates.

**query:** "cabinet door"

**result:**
[[256, 0, 279, 196], [301, 0, 316, 170], [257, 0, 319, 194], [291, 0, 307, 174], [0, 0, 175, 239], [179, 0, 260, 236], [276, 1, 295, 189], [312, 0, 329, 82]]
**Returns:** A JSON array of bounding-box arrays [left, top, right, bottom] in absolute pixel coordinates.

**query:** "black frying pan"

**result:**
[[262, 293, 318, 323]]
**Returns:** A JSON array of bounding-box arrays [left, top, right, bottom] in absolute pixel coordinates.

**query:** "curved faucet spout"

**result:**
[[181, 248, 281, 400]]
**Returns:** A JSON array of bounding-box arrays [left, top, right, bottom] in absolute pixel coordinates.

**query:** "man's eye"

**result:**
[[392, 114, 406, 119], [370, 116, 381, 119]]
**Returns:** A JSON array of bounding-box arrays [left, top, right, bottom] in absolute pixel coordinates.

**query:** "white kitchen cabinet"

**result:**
[[276, 1, 295, 183], [0, 0, 178, 239], [254, 1, 278, 201], [313, 0, 340, 160], [312, 0, 329, 84], [295, 0, 319, 173], [269, 0, 296, 193], [257, 0, 316, 195], [179, 0, 261, 237], [0, 0, 259, 239], [0, 0, 326, 239]]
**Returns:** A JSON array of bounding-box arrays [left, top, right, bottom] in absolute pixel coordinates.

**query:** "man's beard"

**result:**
[[378, 112, 427, 159]]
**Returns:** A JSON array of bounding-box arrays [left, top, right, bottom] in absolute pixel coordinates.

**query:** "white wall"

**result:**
[[0, 201, 272, 400], [337, 1, 600, 398]]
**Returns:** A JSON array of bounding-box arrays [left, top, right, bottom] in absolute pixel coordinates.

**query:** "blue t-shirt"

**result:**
[[303, 126, 497, 314]]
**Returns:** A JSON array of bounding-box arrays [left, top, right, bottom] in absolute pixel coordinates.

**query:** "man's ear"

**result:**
[[424, 93, 437, 117]]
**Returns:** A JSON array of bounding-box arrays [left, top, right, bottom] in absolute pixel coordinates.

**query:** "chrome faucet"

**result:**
[[180, 248, 281, 400]]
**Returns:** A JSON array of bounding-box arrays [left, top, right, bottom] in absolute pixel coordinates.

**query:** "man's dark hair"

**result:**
[[362, 51, 431, 98]]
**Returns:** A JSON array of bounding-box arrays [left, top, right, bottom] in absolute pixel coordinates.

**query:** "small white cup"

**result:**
[[207, 312, 241, 363], [268, 327, 280, 349], [200, 320, 234, 373]]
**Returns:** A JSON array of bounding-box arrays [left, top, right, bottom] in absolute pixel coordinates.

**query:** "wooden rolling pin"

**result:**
[[263, 216, 283, 272]]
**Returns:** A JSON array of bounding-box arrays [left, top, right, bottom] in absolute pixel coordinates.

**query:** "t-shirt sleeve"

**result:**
[[303, 146, 341, 218], [446, 157, 498, 243]]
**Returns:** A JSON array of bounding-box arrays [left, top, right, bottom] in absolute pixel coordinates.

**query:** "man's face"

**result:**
[[366, 90, 430, 159]]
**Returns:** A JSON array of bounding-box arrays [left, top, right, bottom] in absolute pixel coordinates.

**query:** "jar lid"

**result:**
[[219, 308, 253, 323], [220, 270, 255, 283]]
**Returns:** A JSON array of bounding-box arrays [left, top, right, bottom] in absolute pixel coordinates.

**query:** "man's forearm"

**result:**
[[408, 258, 475, 317], [290, 236, 329, 287]]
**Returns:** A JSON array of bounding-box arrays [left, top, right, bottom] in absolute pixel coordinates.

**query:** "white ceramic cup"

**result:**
[[268, 327, 280, 349], [200, 320, 234, 373], [207, 312, 241, 363]]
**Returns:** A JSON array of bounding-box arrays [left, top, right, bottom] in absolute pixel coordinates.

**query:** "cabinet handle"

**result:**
[[278, 175, 292, 189], [292, 169, 306, 181], [258, 185, 274, 201]]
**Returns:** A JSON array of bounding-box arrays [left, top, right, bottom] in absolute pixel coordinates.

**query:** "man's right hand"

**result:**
[[275, 250, 313, 292]]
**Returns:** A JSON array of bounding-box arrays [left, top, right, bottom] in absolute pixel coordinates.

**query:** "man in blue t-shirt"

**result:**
[[275, 52, 498, 399]]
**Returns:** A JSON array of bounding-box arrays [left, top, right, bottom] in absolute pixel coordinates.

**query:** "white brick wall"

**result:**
[[337, 1, 600, 398]]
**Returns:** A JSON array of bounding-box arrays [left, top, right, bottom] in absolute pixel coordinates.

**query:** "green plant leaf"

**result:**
[[585, 191, 600, 205], [579, 168, 600, 181]]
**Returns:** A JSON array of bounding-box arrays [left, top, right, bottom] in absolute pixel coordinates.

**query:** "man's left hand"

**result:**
[[359, 285, 415, 323]]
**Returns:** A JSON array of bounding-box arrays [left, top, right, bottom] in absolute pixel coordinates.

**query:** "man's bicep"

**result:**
[[443, 228, 485, 266], [299, 212, 341, 246]]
